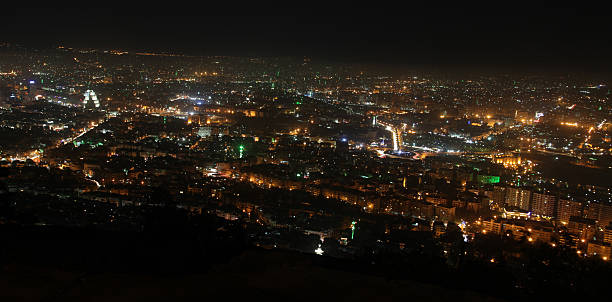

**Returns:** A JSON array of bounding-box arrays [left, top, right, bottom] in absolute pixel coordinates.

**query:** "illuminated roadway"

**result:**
[[375, 120, 402, 151]]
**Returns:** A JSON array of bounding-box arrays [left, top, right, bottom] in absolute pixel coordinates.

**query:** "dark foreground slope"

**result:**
[[0, 224, 502, 302], [1, 248, 502, 302]]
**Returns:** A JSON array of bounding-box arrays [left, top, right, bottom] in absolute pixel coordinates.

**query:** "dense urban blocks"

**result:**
[[1, 16, 612, 301]]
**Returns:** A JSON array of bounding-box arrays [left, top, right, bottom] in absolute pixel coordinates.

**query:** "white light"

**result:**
[[314, 247, 324, 255]]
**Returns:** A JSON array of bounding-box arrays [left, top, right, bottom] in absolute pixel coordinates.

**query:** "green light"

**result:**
[[351, 221, 356, 240], [477, 175, 500, 184]]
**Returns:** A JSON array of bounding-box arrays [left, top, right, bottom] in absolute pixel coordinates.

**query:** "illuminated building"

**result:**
[[502, 208, 531, 220], [483, 218, 554, 242], [434, 205, 455, 222], [568, 216, 597, 241], [491, 186, 506, 209], [425, 196, 448, 206], [556, 199, 583, 224], [604, 225, 612, 245], [526, 226, 555, 243], [409, 201, 434, 219], [432, 221, 446, 238], [477, 175, 501, 184], [82, 90, 100, 108], [482, 219, 503, 234], [586, 241, 612, 260], [492, 154, 522, 169], [531, 192, 556, 218], [505, 187, 531, 211], [585, 202, 612, 227], [197, 127, 212, 138]]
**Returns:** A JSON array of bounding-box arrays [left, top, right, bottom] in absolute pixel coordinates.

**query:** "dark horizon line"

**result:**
[[3, 40, 612, 79]]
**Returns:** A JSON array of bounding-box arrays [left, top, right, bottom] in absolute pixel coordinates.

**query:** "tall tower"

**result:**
[[82, 90, 100, 109]]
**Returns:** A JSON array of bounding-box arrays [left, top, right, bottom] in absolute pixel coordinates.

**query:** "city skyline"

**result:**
[[1, 15, 612, 301]]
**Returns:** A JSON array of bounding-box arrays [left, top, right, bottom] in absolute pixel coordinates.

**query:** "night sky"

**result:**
[[2, 15, 612, 72]]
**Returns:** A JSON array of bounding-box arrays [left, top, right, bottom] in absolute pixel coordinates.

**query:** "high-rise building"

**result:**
[[505, 187, 531, 211], [585, 202, 612, 227], [568, 216, 597, 241], [556, 199, 583, 224], [603, 225, 612, 245], [492, 186, 506, 209], [531, 192, 556, 218]]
